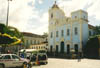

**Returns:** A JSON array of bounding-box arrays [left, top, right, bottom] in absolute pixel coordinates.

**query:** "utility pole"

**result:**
[[6, 0, 12, 26]]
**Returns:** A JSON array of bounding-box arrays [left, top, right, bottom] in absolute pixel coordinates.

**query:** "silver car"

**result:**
[[0, 54, 30, 68]]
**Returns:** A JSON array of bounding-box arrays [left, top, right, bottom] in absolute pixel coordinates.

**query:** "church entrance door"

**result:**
[[60, 42, 64, 53]]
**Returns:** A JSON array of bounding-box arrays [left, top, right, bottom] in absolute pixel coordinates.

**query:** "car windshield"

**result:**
[[38, 55, 46, 60], [30, 55, 36, 61]]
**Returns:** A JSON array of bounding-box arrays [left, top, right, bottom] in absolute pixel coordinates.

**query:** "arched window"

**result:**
[[84, 16, 85, 18], [75, 27, 78, 35], [75, 16, 77, 18], [56, 45, 58, 53], [67, 44, 70, 54], [61, 30, 64, 37], [50, 46, 53, 53], [60, 42, 64, 53], [38, 40, 40, 44], [31, 40, 33, 44], [74, 44, 78, 54], [34, 40, 36, 44], [89, 31, 91, 36], [51, 32, 53, 38], [56, 31, 58, 37], [26, 40, 28, 45], [51, 13, 53, 18], [67, 29, 70, 36]]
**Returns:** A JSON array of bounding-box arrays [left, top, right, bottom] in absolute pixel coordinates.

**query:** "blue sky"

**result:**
[[0, 0, 100, 35]]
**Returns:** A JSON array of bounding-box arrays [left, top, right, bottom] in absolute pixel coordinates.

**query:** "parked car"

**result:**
[[38, 53, 48, 64], [19, 49, 48, 65], [0, 54, 31, 68]]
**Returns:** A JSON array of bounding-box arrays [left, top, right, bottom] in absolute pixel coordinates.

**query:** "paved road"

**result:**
[[32, 58, 100, 68]]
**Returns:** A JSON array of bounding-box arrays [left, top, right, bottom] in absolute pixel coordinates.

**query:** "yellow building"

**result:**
[[22, 32, 47, 49], [30, 43, 48, 51]]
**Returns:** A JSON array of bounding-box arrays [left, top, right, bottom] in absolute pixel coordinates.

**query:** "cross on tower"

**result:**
[[55, 1, 56, 4]]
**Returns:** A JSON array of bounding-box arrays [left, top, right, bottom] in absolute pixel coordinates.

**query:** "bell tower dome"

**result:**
[[49, 1, 66, 22]]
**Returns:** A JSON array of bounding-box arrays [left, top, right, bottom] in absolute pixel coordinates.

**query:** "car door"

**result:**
[[2, 55, 13, 67], [11, 55, 23, 67]]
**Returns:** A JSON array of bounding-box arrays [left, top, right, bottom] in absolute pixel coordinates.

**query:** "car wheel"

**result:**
[[0, 64, 5, 68]]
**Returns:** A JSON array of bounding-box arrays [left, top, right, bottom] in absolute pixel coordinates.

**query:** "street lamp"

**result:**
[[6, 0, 12, 26]]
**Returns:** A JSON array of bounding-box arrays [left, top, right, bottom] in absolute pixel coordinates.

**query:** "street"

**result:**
[[33, 58, 100, 68]]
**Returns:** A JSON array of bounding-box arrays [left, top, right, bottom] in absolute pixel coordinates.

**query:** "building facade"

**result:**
[[88, 24, 96, 36], [30, 43, 48, 51], [22, 32, 47, 49], [48, 3, 95, 55]]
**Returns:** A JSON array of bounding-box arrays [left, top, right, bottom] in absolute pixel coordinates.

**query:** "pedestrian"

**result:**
[[21, 53, 24, 58], [77, 52, 81, 62], [35, 55, 40, 65], [7, 50, 11, 54]]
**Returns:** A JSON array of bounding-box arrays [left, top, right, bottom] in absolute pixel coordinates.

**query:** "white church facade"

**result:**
[[48, 2, 95, 55]]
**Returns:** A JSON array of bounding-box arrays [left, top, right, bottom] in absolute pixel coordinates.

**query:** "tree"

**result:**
[[0, 23, 23, 42], [0, 23, 23, 53], [83, 35, 100, 58], [43, 32, 48, 37], [94, 25, 100, 35], [0, 23, 9, 34]]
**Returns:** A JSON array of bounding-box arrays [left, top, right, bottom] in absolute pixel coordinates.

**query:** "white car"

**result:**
[[0, 54, 30, 68]]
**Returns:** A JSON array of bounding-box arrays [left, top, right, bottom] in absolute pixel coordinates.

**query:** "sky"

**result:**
[[0, 0, 100, 35]]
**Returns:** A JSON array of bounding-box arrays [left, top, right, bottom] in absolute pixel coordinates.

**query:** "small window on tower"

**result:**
[[84, 16, 85, 19], [51, 13, 53, 18], [61, 30, 64, 37], [75, 16, 77, 18], [56, 31, 58, 37], [67, 29, 70, 36], [75, 27, 78, 35], [51, 32, 53, 38]]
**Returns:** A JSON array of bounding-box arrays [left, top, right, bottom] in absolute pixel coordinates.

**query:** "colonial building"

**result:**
[[88, 24, 96, 36], [30, 43, 48, 51], [4, 32, 48, 53], [48, 2, 95, 55], [22, 32, 45, 48], [22, 32, 47, 48]]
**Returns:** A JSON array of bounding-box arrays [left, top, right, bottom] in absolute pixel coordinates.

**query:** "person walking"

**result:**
[[77, 52, 81, 62]]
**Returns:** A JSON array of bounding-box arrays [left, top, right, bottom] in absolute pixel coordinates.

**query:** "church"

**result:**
[[48, 2, 95, 55]]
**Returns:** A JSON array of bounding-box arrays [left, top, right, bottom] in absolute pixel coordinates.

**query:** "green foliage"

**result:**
[[84, 34, 100, 58], [88, 35, 100, 41], [43, 32, 48, 36], [0, 24, 9, 34], [94, 25, 100, 35], [0, 23, 23, 45], [0, 23, 23, 39]]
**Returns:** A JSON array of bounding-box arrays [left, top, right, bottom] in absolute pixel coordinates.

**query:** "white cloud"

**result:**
[[38, 0, 43, 4], [0, 0, 100, 35], [87, 0, 100, 19], [0, 0, 48, 35], [57, 0, 100, 25], [25, 12, 48, 35]]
